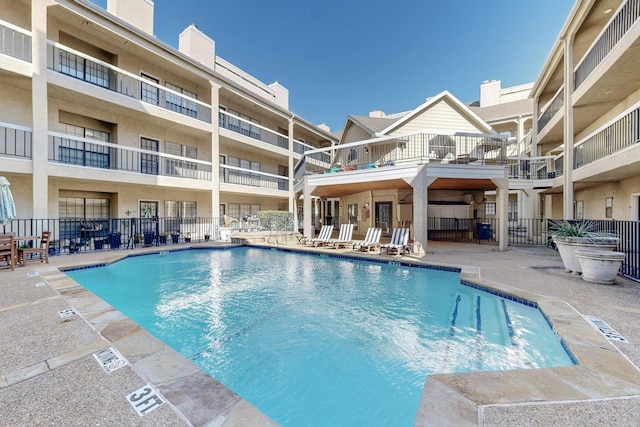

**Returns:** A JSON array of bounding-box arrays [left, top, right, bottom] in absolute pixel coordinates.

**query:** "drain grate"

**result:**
[[93, 347, 128, 373], [126, 385, 165, 416], [57, 308, 76, 318], [26, 272, 39, 277], [585, 315, 629, 343], [35, 281, 49, 287]]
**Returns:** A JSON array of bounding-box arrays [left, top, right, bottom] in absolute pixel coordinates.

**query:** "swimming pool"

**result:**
[[66, 247, 574, 426]]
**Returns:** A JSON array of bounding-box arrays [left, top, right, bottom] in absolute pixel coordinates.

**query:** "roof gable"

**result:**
[[379, 90, 494, 135]]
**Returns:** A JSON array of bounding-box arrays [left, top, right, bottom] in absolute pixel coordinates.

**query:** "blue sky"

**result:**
[[91, 0, 574, 132]]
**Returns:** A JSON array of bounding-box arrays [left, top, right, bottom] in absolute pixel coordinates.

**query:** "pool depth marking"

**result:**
[[93, 347, 128, 373]]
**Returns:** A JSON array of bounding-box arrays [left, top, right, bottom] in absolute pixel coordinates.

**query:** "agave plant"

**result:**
[[549, 220, 618, 242]]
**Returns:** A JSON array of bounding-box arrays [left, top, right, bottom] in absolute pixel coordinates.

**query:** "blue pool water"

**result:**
[[67, 248, 574, 426]]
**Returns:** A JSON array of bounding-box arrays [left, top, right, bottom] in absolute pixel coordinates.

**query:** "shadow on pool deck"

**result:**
[[1, 240, 640, 426]]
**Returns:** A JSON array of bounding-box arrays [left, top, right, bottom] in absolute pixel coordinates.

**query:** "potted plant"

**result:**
[[93, 238, 104, 250], [575, 250, 626, 284], [550, 220, 619, 273], [184, 232, 191, 243], [204, 226, 210, 241], [158, 233, 167, 245], [171, 232, 180, 244]]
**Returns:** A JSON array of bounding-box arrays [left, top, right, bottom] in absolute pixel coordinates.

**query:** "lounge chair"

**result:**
[[326, 224, 354, 249], [306, 225, 333, 247], [380, 228, 410, 255], [19, 231, 50, 265], [0, 235, 16, 270], [352, 228, 382, 253]]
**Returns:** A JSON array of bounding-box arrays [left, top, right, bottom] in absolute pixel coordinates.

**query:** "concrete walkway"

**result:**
[[0, 240, 639, 426]]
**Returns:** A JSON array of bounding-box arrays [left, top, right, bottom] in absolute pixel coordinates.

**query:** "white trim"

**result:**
[[0, 121, 32, 132], [47, 41, 211, 109], [0, 19, 32, 37], [48, 131, 212, 165], [378, 90, 495, 135]]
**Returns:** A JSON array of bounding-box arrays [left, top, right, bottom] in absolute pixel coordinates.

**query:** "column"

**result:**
[[31, 0, 50, 218], [288, 118, 296, 230], [563, 35, 575, 220], [210, 81, 221, 218], [494, 177, 509, 251]]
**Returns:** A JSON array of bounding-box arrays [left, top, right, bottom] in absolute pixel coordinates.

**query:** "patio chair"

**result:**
[[326, 224, 354, 249], [352, 228, 382, 253], [20, 231, 50, 265], [0, 235, 16, 271], [380, 228, 410, 256], [223, 215, 239, 227], [305, 225, 333, 247]]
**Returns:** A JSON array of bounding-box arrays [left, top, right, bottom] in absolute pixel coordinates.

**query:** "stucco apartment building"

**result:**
[[295, 0, 640, 252], [0, 0, 336, 242]]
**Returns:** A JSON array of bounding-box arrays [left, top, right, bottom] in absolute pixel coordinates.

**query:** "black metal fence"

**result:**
[[1, 217, 236, 255], [3, 216, 638, 281]]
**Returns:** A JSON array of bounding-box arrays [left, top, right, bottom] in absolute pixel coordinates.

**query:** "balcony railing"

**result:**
[[507, 156, 558, 180], [220, 164, 289, 191], [48, 132, 212, 181], [574, 105, 640, 169], [538, 86, 564, 132], [0, 121, 32, 159], [47, 41, 212, 123], [0, 19, 31, 61], [295, 131, 508, 178], [575, 0, 640, 89], [218, 110, 288, 149]]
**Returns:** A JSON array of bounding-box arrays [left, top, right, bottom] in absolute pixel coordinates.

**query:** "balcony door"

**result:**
[[141, 137, 159, 175], [375, 201, 392, 236]]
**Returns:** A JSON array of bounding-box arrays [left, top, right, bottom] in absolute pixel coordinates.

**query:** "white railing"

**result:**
[[295, 130, 508, 178], [48, 131, 212, 181], [0, 121, 32, 159], [218, 109, 288, 149], [575, 0, 640, 88], [220, 164, 288, 191], [0, 19, 31, 61], [538, 86, 564, 132], [47, 41, 212, 123], [506, 156, 558, 180]]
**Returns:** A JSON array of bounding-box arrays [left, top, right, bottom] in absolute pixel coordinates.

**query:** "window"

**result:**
[[227, 204, 260, 220], [605, 197, 613, 218], [58, 51, 110, 88], [165, 141, 197, 178], [140, 137, 159, 175], [508, 201, 518, 222], [59, 197, 110, 244], [484, 202, 496, 216], [59, 123, 110, 168], [575, 200, 584, 220], [141, 73, 159, 105], [166, 82, 198, 118]]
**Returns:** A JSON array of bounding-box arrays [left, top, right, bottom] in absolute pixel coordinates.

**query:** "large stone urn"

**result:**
[[552, 236, 619, 273], [575, 250, 625, 284]]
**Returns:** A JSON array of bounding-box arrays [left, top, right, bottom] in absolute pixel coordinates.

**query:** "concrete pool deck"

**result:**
[[1, 239, 639, 426]]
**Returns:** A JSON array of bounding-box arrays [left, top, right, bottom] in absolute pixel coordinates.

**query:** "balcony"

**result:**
[[507, 157, 559, 180], [48, 132, 212, 181], [295, 131, 508, 179], [537, 86, 564, 132], [574, 105, 640, 169], [218, 110, 288, 150], [220, 164, 288, 191], [575, 0, 640, 89], [0, 19, 31, 62], [47, 41, 212, 123], [0, 122, 32, 159]]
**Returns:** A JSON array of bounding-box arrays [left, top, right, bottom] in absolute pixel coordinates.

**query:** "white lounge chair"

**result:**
[[381, 228, 410, 255], [327, 224, 354, 249], [352, 228, 382, 253], [306, 225, 333, 247]]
